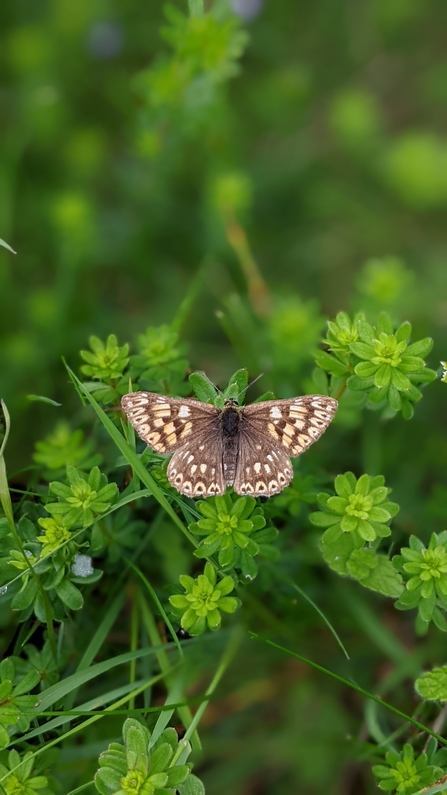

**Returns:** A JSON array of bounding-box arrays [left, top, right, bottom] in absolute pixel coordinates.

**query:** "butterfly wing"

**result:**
[[121, 392, 220, 454], [167, 433, 226, 498], [241, 395, 338, 457], [233, 427, 293, 497], [121, 391, 226, 497], [233, 395, 338, 497]]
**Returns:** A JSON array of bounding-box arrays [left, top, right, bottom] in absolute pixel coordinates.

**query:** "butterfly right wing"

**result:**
[[233, 425, 293, 497], [121, 392, 220, 454]]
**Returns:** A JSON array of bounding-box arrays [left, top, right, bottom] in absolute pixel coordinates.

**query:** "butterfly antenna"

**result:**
[[235, 373, 264, 400]]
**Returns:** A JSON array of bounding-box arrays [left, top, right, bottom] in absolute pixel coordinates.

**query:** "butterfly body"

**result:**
[[121, 391, 338, 499]]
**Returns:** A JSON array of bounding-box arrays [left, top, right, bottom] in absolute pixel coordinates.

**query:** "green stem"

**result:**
[[138, 589, 200, 749], [333, 376, 348, 401], [170, 624, 243, 765], [251, 634, 447, 747], [129, 587, 139, 710]]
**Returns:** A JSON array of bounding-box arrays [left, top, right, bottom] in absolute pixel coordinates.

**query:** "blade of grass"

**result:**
[[126, 558, 183, 658], [170, 624, 244, 765], [268, 563, 350, 660], [63, 591, 126, 717], [17, 678, 150, 741], [37, 641, 185, 711], [250, 633, 447, 746], [66, 783, 95, 795]]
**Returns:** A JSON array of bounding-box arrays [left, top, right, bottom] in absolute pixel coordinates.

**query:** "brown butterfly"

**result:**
[[121, 391, 337, 499]]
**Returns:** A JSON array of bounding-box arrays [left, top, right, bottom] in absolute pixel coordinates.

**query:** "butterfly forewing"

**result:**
[[241, 395, 338, 457], [121, 392, 219, 454]]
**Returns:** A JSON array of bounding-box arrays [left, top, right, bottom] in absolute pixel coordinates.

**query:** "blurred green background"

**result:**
[[2, 0, 447, 460], [2, 0, 447, 792]]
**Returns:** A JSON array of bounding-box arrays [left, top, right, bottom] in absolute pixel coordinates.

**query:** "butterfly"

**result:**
[[121, 389, 338, 499]]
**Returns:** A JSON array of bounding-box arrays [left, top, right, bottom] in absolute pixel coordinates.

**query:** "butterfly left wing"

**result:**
[[121, 392, 220, 454], [241, 395, 338, 457], [167, 432, 226, 498]]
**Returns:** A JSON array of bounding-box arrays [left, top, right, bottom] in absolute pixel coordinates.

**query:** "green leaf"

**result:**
[[406, 337, 433, 357], [349, 342, 376, 359], [415, 667, 447, 702], [224, 368, 249, 401], [177, 773, 206, 795], [55, 580, 84, 610], [355, 361, 378, 378], [357, 320, 375, 343], [388, 385, 402, 411], [375, 312, 394, 334], [362, 557, 404, 597], [315, 350, 348, 376], [309, 511, 340, 527], [319, 530, 359, 575], [374, 364, 391, 388], [346, 374, 375, 391], [401, 398, 414, 420], [188, 371, 217, 403], [0, 723, 10, 749], [390, 368, 411, 391], [239, 550, 258, 580], [150, 742, 173, 774], [334, 474, 355, 497], [12, 669, 40, 695], [395, 321, 412, 342], [27, 394, 62, 406], [11, 579, 38, 611]]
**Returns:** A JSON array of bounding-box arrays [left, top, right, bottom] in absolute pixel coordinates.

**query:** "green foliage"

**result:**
[[95, 718, 198, 795], [311, 472, 399, 544], [372, 744, 443, 794], [415, 666, 447, 702], [313, 473, 403, 597], [0, 659, 40, 749], [190, 493, 277, 578], [394, 533, 447, 632], [46, 466, 118, 528], [33, 422, 101, 476], [169, 562, 240, 636], [317, 310, 436, 418], [0, 750, 51, 795]]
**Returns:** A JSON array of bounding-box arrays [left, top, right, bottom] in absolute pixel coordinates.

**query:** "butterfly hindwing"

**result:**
[[233, 427, 293, 497], [121, 392, 220, 454], [167, 434, 226, 498]]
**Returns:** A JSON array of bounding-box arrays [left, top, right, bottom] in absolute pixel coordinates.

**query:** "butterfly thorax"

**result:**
[[222, 400, 240, 437], [221, 400, 241, 484]]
